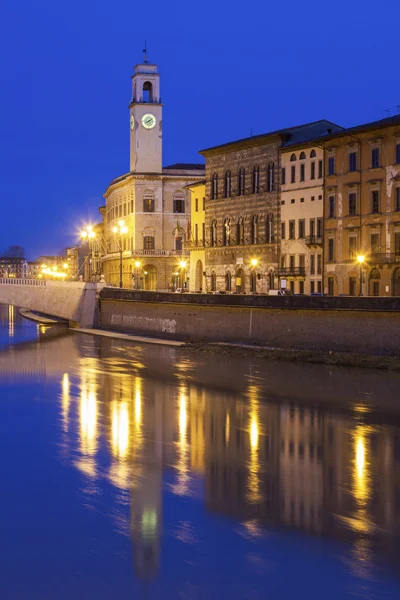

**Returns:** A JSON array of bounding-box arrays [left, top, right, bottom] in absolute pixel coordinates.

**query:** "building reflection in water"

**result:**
[[57, 345, 400, 583]]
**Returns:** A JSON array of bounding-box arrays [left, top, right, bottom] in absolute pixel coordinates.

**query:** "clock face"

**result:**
[[141, 113, 156, 129], [130, 115, 135, 131]]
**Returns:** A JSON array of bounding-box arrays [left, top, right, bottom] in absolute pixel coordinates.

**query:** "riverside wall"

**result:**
[[99, 289, 400, 356]]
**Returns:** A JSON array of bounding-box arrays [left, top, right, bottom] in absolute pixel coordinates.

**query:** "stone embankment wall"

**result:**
[[99, 290, 400, 355], [0, 280, 105, 327]]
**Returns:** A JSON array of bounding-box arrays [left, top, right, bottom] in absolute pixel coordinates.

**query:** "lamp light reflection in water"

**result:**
[[111, 401, 130, 459], [225, 413, 230, 445], [8, 305, 14, 338], [247, 383, 262, 505], [174, 386, 190, 496], [61, 373, 70, 432]]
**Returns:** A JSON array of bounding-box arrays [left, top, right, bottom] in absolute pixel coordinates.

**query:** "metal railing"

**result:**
[[305, 236, 323, 246], [277, 267, 306, 277], [369, 253, 400, 264], [0, 278, 46, 286], [131, 249, 190, 257]]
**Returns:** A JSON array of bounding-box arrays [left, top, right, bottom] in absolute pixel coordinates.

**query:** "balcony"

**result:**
[[277, 267, 306, 277], [131, 249, 190, 257], [305, 236, 323, 247], [369, 253, 400, 265], [185, 240, 205, 249]]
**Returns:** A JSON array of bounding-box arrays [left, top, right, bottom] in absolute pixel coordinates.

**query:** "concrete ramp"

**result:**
[[0, 279, 105, 327]]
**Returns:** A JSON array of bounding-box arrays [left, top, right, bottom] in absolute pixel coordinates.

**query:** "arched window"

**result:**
[[211, 173, 219, 200], [300, 151, 306, 160], [236, 217, 244, 245], [143, 190, 155, 212], [310, 149, 316, 158], [223, 218, 231, 246], [266, 162, 275, 192], [250, 215, 258, 244], [143, 81, 153, 102], [210, 271, 217, 291], [369, 268, 381, 280], [210, 220, 217, 247], [237, 168, 245, 196], [224, 170, 232, 198], [290, 154, 297, 161], [266, 213, 274, 243], [225, 271, 232, 292], [252, 165, 260, 194]]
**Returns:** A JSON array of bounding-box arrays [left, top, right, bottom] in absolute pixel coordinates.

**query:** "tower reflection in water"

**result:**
[[59, 352, 400, 582]]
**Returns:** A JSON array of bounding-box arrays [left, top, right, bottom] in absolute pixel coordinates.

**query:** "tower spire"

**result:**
[[143, 41, 148, 64]]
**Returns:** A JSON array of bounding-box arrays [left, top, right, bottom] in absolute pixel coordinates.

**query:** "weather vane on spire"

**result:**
[[143, 41, 148, 63]]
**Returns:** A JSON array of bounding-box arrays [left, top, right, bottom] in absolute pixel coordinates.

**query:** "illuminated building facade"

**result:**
[[322, 115, 400, 296], [199, 121, 340, 293]]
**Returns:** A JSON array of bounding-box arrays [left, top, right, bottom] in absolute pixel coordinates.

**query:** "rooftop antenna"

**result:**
[[250, 128, 253, 137], [383, 108, 391, 118], [143, 41, 148, 63], [397, 105, 400, 115]]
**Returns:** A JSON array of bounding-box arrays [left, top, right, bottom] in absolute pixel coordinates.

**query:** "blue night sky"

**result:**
[[1, 0, 399, 259]]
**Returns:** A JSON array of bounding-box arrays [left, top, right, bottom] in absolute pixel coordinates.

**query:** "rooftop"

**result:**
[[163, 163, 205, 171], [200, 120, 344, 154]]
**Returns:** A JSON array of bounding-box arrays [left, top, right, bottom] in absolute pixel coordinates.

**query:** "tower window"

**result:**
[[143, 81, 153, 103]]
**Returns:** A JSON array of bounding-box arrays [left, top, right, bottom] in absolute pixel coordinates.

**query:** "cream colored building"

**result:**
[[280, 138, 340, 294], [186, 181, 206, 291], [102, 54, 205, 290]]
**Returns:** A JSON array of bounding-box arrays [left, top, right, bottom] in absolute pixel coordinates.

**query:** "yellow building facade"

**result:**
[[187, 181, 206, 292]]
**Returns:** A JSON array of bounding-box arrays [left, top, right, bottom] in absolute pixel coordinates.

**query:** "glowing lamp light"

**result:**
[[357, 255, 365, 264], [179, 261, 187, 269], [251, 258, 258, 267], [135, 261, 141, 268]]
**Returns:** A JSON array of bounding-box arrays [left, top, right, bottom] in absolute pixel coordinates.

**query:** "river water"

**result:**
[[1, 304, 400, 599]]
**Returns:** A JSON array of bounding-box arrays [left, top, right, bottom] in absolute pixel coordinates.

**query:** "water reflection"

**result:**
[[57, 346, 400, 586], [3, 316, 400, 595]]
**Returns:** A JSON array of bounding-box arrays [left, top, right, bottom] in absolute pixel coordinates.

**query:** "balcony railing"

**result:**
[[131, 249, 190, 257], [369, 253, 400, 264], [305, 236, 323, 246], [185, 240, 205, 249], [277, 267, 306, 277]]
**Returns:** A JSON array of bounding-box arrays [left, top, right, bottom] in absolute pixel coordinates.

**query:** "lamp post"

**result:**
[[250, 258, 258, 293], [81, 226, 96, 281], [112, 220, 128, 288], [357, 254, 365, 296], [179, 260, 187, 290], [134, 260, 141, 290]]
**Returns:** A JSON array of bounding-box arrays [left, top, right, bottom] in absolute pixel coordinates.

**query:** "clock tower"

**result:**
[[129, 52, 162, 173]]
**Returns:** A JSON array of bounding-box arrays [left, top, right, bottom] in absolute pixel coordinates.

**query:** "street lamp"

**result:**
[[81, 226, 96, 281], [179, 260, 187, 289], [357, 255, 365, 296], [134, 260, 141, 290], [112, 220, 129, 288]]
